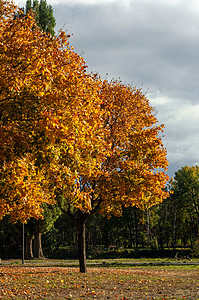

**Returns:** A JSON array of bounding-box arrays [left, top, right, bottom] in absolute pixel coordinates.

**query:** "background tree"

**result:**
[[170, 166, 199, 248], [24, 204, 61, 259], [24, 0, 56, 35], [25, 0, 31, 14], [38, 0, 55, 35], [32, 0, 39, 20], [0, 216, 22, 259]]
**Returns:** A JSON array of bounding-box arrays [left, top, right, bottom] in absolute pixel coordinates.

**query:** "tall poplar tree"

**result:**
[[25, 0, 31, 14], [24, 0, 56, 36], [32, 0, 39, 21]]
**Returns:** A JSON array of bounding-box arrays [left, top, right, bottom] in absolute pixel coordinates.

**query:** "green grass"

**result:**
[[1, 257, 199, 268]]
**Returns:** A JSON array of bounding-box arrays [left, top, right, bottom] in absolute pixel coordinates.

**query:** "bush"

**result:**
[[191, 239, 199, 258], [89, 248, 191, 259]]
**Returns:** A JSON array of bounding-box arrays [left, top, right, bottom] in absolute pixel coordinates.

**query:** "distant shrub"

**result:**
[[191, 239, 199, 258]]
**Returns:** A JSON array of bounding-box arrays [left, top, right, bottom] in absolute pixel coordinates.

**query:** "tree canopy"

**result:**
[[0, 0, 99, 221], [0, 0, 169, 272]]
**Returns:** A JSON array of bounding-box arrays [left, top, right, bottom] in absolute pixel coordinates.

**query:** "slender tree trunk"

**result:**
[[25, 234, 34, 259], [57, 190, 101, 273], [172, 210, 177, 251], [78, 213, 87, 273], [33, 219, 44, 259], [146, 209, 150, 249], [162, 203, 168, 250], [134, 209, 139, 250], [34, 231, 44, 258], [128, 225, 133, 248]]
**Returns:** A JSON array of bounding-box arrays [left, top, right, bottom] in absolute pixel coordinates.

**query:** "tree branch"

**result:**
[[56, 193, 77, 222], [90, 195, 103, 215]]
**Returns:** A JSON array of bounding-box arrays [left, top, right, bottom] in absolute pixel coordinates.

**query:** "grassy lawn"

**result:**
[[0, 259, 199, 299]]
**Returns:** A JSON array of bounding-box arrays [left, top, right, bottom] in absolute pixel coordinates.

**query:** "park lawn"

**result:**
[[0, 261, 198, 299]]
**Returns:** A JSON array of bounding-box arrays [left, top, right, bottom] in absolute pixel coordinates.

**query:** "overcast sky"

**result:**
[[15, 0, 199, 178]]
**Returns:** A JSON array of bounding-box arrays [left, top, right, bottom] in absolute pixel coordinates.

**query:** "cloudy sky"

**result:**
[[15, 0, 199, 178]]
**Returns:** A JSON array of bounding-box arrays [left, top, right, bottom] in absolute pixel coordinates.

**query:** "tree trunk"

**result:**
[[34, 232, 44, 259], [161, 203, 168, 250], [128, 224, 133, 248], [133, 209, 139, 250], [33, 219, 44, 259], [25, 234, 34, 259], [172, 210, 177, 251], [146, 209, 150, 249], [78, 215, 87, 273]]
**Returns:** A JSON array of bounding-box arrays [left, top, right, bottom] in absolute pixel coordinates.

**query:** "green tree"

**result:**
[[38, 0, 55, 35], [172, 166, 199, 247], [25, 204, 61, 259], [152, 198, 170, 250], [25, 0, 32, 14], [24, 0, 56, 35], [32, 0, 39, 21]]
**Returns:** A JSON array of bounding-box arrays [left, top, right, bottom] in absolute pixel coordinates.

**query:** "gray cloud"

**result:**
[[54, 1, 199, 100], [53, 0, 199, 177]]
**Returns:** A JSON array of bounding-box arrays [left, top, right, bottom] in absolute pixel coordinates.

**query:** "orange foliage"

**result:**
[[0, 0, 169, 222], [98, 80, 169, 215]]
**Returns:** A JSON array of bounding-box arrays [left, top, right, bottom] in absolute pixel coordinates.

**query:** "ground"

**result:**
[[0, 259, 198, 299]]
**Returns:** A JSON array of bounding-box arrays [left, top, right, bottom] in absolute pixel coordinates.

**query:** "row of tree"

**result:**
[[0, 0, 168, 272], [1, 165, 199, 260]]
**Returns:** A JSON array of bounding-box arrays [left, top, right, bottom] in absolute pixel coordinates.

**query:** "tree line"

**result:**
[[1, 165, 199, 260]]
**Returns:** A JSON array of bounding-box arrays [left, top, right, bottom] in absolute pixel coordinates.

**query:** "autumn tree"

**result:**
[[56, 79, 169, 272], [0, 1, 109, 270], [0, 0, 56, 221], [20, 0, 56, 255], [0, 1, 169, 272], [0, 0, 103, 222]]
